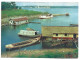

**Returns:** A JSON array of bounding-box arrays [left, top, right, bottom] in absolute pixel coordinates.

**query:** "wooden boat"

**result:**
[[18, 28, 41, 37], [39, 14, 53, 19], [5, 37, 41, 49], [70, 24, 78, 27]]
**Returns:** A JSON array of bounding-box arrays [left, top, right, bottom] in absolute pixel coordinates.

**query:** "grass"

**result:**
[[1, 9, 48, 25], [15, 49, 78, 58], [37, 51, 64, 58], [1, 9, 48, 18]]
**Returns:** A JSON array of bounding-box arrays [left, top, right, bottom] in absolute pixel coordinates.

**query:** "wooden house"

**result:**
[[9, 17, 28, 25], [42, 26, 78, 40]]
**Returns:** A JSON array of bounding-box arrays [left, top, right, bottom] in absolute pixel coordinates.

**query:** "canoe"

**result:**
[[5, 37, 41, 49]]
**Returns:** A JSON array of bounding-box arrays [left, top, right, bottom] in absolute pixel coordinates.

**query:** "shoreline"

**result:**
[[1, 14, 45, 26], [1, 9, 48, 26], [1, 48, 77, 58]]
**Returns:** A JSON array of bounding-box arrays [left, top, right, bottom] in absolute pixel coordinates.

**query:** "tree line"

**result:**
[[1, 2, 21, 10]]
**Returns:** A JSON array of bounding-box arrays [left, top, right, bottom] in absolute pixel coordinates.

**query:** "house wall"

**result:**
[[19, 30, 36, 35], [9, 20, 14, 25], [9, 20, 28, 25], [52, 34, 78, 40], [53, 34, 73, 37], [15, 20, 27, 25]]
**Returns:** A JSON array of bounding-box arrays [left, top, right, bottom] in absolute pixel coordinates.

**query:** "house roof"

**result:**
[[12, 17, 28, 22], [42, 26, 78, 37]]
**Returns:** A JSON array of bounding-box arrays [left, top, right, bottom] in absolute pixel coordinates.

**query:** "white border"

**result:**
[[0, 0, 80, 60]]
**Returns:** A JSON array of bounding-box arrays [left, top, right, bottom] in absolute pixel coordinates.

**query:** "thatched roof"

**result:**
[[42, 26, 78, 37]]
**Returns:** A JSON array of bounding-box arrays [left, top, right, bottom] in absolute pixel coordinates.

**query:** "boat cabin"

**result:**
[[9, 17, 28, 25], [42, 26, 78, 40], [19, 30, 37, 35]]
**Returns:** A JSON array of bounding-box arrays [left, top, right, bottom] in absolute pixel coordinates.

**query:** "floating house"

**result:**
[[42, 26, 78, 40], [9, 17, 28, 25], [18, 28, 41, 37]]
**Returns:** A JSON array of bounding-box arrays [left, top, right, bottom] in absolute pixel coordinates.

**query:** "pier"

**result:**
[[29, 22, 41, 24], [53, 13, 69, 16]]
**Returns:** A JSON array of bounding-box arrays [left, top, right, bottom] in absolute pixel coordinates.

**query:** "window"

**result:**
[[65, 34, 67, 36], [56, 34, 58, 36]]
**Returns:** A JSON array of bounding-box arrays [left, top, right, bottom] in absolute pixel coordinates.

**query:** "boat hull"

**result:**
[[5, 37, 41, 50], [6, 41, 40, 51], [18, 34, 41, 38], [39, 15, 53, 19]]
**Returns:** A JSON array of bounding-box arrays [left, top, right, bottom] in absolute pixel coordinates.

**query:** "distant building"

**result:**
[[9, 17, 28, 25], [42, 26, 78, 40]]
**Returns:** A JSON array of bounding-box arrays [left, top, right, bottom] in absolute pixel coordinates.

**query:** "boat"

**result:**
[[5, 36, 41, 49], [18, 28, 41, 37], [70, 24, 78, 27], [39, 14, 53, 19]]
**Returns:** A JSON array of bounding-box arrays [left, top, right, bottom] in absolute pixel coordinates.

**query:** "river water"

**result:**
[[1, 6, 78, 53]]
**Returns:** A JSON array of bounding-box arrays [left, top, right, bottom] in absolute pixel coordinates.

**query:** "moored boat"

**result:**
[[18, 28, 41, 37], [5, 36, 41, 49], [70, 24, 78, 27], [39, 14, 53, 19]]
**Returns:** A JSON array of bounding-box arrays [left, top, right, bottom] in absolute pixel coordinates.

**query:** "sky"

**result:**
[[15, 2, 78, 6]]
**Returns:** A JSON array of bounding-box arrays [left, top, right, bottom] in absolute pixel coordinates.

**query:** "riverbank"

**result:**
[[1, 9, 48, 26], [1, 48, 78, 58]]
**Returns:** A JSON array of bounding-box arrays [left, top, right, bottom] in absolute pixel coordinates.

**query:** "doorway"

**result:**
[[35, 32, 37, 35]]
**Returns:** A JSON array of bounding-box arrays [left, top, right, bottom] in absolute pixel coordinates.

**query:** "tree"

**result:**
[[1, 2, 18, 10]]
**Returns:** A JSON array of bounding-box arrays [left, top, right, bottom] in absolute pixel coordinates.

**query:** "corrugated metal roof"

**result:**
[[42, 26, 78, 37], [12, 17, 28, 22]]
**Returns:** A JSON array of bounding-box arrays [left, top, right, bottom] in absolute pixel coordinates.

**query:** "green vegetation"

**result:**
[[1, 2, 19, 10], [37, 51, 64, 58], [1, 2, 48, 25], [15, 49, 78, 58], [1, 9, 48, 18]]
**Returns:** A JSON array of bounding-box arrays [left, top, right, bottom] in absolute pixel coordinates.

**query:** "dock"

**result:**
[[53, 13, 69, 16], [29, 22, 41, 24]]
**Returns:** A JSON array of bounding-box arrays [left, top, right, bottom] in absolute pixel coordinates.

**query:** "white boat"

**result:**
[[39, 14, 53, 19], [18, 28, 41, 37]]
